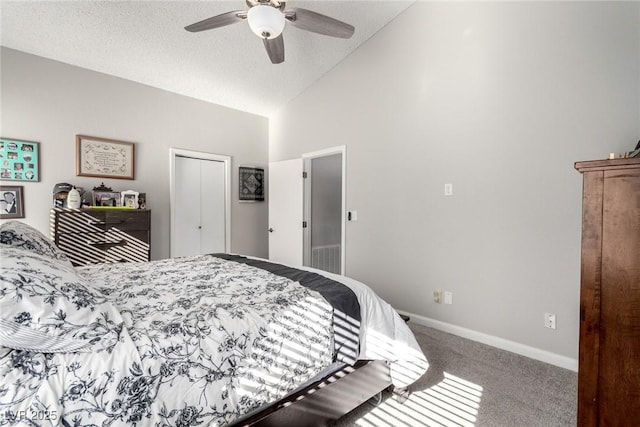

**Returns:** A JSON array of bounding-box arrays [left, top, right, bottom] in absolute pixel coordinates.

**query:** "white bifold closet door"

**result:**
[[173, 155, 226, 257]]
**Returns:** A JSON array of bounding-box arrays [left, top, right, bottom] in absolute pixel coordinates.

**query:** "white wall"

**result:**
[[270, 2, 640, 360], [1, 48, 269, 260]]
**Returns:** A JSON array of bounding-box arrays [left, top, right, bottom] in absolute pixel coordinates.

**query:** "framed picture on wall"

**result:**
[[0, 185, 24, 219], [239, 166, 264, 201], [0, 137, 40, 182], [76, 135, 135, 180]]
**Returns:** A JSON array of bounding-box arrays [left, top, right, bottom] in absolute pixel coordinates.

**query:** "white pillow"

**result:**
[[0, 246, 124, 353], [0, 220, 72, 267]]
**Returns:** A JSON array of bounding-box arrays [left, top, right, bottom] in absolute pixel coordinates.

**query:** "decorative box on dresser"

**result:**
[[50, 208, 151, 266], [575, 157, 640, 426]]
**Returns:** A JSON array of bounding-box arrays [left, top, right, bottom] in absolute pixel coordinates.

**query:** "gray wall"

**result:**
[[0, 47, 269, 260], [310, 154, 342, 247], [270, 2, 640, 359]]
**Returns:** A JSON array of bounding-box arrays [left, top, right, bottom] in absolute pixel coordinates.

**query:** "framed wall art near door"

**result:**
[[76, 135, 135, 180], [0, 185, 24, 219], [239, 166, 264, 201], [0, 137, 40, 182]]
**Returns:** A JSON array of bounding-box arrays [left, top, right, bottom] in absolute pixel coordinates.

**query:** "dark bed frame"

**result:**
[[230, 360, 393, 426]]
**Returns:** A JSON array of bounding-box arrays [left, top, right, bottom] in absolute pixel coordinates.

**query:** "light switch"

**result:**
[[348, 211, 358, 221], [444, 291, 453, 304], [444, 183, 453, 196]]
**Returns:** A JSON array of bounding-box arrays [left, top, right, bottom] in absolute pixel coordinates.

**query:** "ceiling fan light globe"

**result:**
[[247, 5, 285, 39]]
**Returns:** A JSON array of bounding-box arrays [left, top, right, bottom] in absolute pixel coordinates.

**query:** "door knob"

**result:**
[[268, 228, 274, 232], [198, 226, 202, 229]]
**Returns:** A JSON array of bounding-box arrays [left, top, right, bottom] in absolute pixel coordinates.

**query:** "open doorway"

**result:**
[[303, 146, 346, 275]]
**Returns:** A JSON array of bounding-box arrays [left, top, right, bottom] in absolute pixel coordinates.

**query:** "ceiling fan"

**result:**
[[185, 0, 355, 64]]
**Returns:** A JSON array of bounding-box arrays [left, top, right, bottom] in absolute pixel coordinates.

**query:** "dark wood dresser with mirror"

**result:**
[[575, 157, 640, 426], [50, 208, 150, 266]]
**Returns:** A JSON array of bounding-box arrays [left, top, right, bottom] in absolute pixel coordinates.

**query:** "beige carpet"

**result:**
[[335, 322, 577, 427]]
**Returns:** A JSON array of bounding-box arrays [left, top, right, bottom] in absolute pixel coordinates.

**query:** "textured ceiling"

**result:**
[[0, 0, 413, 117]]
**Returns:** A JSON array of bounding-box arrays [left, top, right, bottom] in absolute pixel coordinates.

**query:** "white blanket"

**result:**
[[294, 265, 429, 389]]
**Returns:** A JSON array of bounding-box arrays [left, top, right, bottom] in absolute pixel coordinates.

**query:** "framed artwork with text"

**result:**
[[76, 135, 135, 180]]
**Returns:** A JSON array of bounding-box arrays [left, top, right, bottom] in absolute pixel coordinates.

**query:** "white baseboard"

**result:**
[[398, 310, 578, 372]]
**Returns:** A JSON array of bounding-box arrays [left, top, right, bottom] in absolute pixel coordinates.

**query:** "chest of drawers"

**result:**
[[50, 208, 151, 266], [575, 158, 640, 425]]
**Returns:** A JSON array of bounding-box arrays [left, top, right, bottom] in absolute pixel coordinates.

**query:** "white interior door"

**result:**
[[171, 148, 231, 258], [268, 158, 303, 266], [200, 159, 226, 253], [174, 156, 202, 257]]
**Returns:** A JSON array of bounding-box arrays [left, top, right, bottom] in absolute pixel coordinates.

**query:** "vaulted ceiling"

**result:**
[[1, 1, 413, 116]]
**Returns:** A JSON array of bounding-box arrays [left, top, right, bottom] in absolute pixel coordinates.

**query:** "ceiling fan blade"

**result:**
[[263, 34, 285, 64], [185, 10, 247, 32], [285, 7, 354, 39]]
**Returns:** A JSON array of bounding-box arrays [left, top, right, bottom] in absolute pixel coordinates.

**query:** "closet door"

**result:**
[[173, 155, 227, 257], [174, 156, 203, 257], [200, 158, 226, 253]]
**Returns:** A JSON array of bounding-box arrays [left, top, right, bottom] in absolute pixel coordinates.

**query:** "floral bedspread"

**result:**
[[1, 255, 340, 426]]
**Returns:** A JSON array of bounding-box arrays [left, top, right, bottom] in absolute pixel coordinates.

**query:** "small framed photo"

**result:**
[[239, 166, 264, 201], [120, 190, 139, 209], [93, 191, 121, 207], [0, 137, 40, 182], [77, 135, 135, 180], [0, 185, 24, 219]]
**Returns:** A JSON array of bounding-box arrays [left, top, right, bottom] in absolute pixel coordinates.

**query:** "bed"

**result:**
[[0, 221, 428, 426]]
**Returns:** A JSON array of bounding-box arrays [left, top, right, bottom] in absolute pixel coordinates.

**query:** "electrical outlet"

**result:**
[[434, 290, 443, 304], [544, 313, 556, 330]]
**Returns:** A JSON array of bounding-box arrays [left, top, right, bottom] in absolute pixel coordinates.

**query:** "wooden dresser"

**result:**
[[50, 208, 150, 266], [575, 157, 640, 425]]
